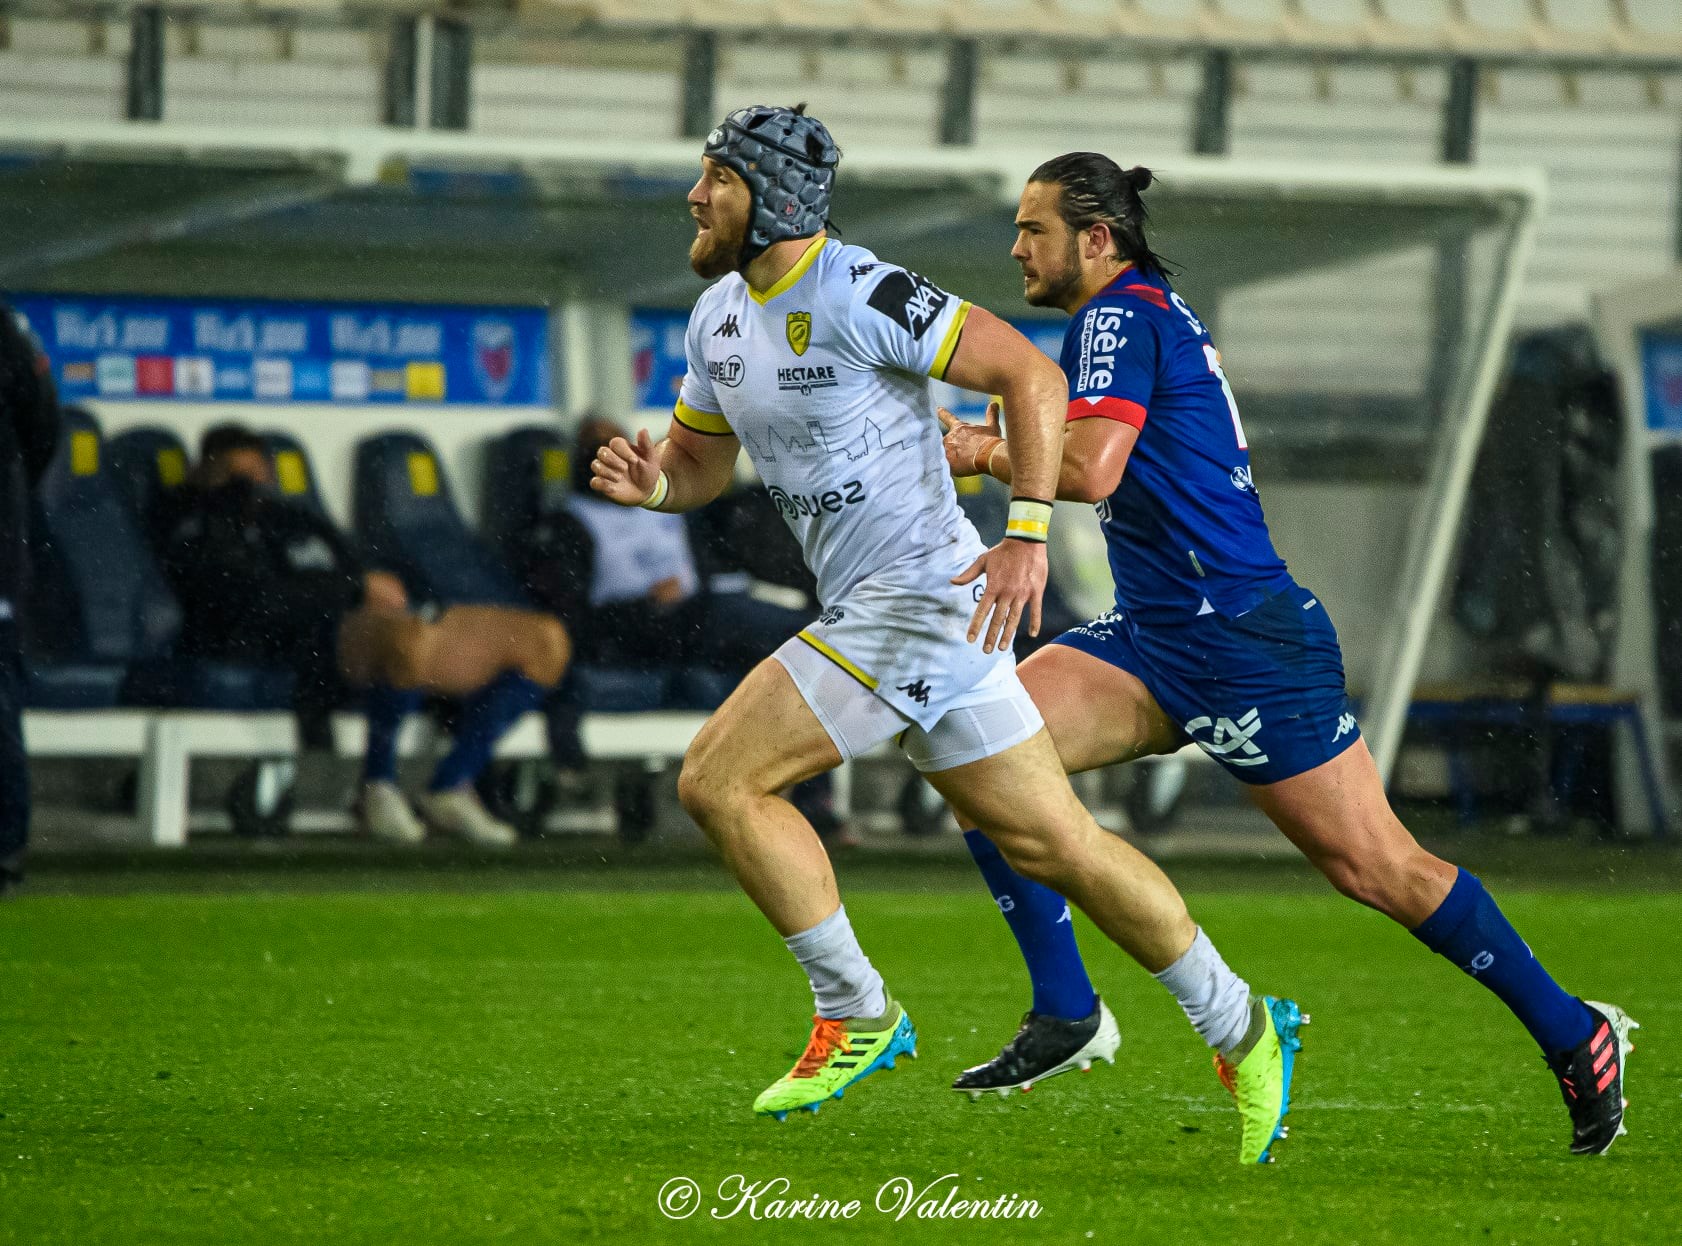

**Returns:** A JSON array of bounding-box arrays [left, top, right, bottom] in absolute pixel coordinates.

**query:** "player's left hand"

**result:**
[[937, 401, 1004, 479], [952, 536, 1046, 654]]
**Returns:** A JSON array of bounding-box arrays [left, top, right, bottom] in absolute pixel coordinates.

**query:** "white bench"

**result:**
[[24, 708, 711, 848]]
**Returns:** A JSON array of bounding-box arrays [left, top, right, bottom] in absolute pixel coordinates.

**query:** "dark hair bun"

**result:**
[[1124, 165, 1154, 193]]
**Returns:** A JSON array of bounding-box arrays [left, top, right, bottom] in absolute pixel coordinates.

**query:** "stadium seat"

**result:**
[[262, 430, 330, 519], [480, 424, 570, 558], [105, 426, 188, 531], [27, 409, 180, 701], [353, 431, 527, 608], [28, 409, 294, 711]]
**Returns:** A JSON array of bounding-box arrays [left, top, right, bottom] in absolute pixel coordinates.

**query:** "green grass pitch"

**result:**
[[3, 861, 1678, 1244]]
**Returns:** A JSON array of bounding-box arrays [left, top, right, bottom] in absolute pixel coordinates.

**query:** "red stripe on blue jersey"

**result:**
[[1067, 394, 1147, 428]]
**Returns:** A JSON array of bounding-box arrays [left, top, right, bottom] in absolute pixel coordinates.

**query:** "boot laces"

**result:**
[[792, 1017, 850, 1079]]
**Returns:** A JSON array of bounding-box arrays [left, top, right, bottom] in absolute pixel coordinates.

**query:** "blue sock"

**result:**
[[963, 829, 1097, 1021], [428, 673, 544, 793], [362, 685, 423, 784], [1411, 868, 1596, 1056]]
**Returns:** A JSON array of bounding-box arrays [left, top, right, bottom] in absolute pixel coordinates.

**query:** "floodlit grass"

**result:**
[[3, 863, 1678, 1244]]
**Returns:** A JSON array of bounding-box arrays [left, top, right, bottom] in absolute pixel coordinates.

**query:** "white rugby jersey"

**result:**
[[675, 237, 988, 607]]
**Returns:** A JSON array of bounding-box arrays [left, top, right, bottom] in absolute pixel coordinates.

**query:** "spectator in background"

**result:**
[[511, 415, 847, 843], [155, 423, 571, 847], [0, 301, 62, 895]]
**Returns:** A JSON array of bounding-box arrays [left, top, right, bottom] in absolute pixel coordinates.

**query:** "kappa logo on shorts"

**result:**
[[896, 679, 933, 707], [1184, 707, 1270, 767], [1333, 712, 1357, 742]]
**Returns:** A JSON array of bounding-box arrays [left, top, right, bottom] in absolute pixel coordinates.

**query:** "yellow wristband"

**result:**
[[1005, 497, 1052, 543], [639, 470, 671, 510]]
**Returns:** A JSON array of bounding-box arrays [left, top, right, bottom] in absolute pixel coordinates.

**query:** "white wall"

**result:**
[[85, 401, 568, 529]]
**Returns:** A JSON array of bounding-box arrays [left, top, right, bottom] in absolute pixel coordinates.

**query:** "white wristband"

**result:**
[[1005, 497, 1052, 543], [639, 470, 671, 510]]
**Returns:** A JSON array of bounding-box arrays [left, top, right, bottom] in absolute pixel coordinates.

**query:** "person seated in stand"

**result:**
[[510, 414, 848, 843], [155, 422, 570, 847]]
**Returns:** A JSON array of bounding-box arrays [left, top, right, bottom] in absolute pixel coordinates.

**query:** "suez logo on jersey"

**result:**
[[767, 480, 865, 519], [1075, 306, 1134, 391]]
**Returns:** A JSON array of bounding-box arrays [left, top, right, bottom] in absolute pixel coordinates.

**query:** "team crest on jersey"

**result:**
[[786, 311, 812, 357]]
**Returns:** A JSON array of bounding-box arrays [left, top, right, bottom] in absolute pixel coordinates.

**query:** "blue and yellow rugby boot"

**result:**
[[1213, 995, 1307, 1164], [754, 997, 917, 1120]]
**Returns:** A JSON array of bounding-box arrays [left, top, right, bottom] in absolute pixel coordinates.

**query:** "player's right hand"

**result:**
[[937, 401, 1004, 479], [590, 428, 663, 507]]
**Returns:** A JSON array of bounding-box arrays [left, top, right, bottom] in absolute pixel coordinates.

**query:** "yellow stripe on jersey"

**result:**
[[796, 630, 879, 691], [674, 398, 733, 436], [748, 237, 829, 306], [929, 300, 973, 382]]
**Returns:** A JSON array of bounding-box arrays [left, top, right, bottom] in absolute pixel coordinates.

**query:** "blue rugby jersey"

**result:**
[[1059, 266, 1292, 620]]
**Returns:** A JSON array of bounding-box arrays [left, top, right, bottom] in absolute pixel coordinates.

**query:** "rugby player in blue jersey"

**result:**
[[938, 152, 1635, 1156]]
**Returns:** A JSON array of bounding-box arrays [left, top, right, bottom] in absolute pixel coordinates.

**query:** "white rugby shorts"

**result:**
[[773, 630, 1043, 774]]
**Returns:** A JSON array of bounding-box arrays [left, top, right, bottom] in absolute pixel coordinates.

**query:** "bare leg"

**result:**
[[338, 605, 569, 698], [926, 727, 1195, 972], [1246, 739, 1455, 927], [676, 657, 845, 936]]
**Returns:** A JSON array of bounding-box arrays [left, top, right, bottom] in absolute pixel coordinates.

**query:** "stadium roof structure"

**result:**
[[0, 119, 1543, 787]]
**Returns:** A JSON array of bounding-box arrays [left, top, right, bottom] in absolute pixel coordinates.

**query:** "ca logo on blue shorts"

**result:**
[[1184, 707, 1270, 768]]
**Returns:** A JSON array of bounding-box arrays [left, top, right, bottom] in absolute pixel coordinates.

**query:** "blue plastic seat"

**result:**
[[28, 408, 291, 711], [482, 424, 571, 561], [105, 426, 188, 532], [353, 431, 527, 608], [261, 430, 331, 520]]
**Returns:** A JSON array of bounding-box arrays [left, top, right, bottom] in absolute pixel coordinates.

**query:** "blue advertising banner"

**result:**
[[1642, 331, 1682, 434], [7, 293, 552, 407], [630, 305, 1064, 416]]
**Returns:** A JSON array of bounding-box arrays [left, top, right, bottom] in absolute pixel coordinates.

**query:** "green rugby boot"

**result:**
[[753, 998, 917, 1120], [1213, 996, 1307, 1164]]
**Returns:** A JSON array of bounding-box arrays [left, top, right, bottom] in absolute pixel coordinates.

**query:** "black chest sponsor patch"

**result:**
[[866, 270, 950, 341]]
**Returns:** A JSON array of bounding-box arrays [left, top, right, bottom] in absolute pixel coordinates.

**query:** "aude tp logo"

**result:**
[[707, 356, 745, 387], [1184, 708, 1270, 768]]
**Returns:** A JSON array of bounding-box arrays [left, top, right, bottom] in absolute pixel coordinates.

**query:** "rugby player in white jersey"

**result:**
[[590, 105, 1298, 1160]]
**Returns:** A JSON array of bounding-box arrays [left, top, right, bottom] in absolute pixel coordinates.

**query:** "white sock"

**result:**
[[783, 905, 887, 1021], [1152, 927, 1253, 1055]]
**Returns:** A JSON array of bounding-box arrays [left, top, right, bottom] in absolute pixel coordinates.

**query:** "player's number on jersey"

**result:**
[[1203, 344, 1247, 450]]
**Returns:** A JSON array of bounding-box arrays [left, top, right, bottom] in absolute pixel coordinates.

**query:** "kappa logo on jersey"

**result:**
[[777, 364, 838, 396], [768, 480, 865, 519], [713, 314, 740, 338], [1077, 307, 1129, 392], [1184, 707, 1270, 767], [1333, 712, 1357, 742], [896, 679, 933, 707], [786, 311, 812, 356], [707, 355, 745, 387], [848, 263, 881, 283], [1230, 465, 1256, 495], [866, 269, 950, 341]]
